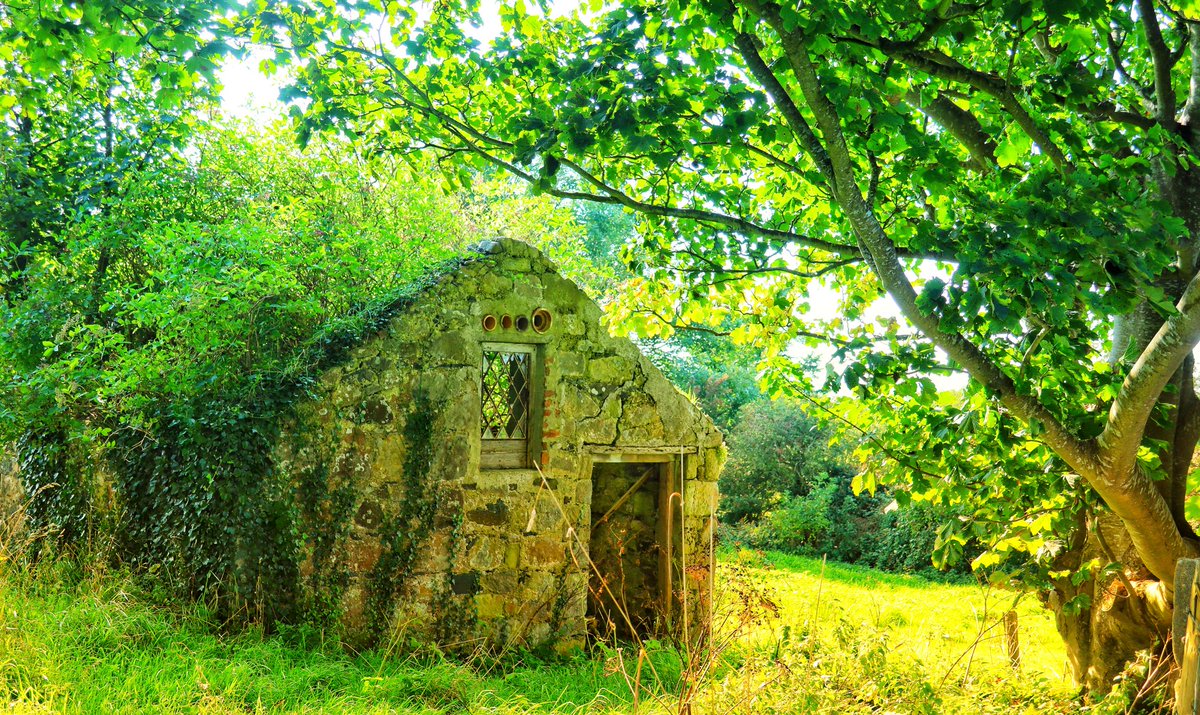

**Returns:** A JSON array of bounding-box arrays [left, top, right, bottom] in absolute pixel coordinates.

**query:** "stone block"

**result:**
[[354, 500, 384, 530], [432, 332, 475, 365], [514, 280, 542, 301], [475, 593, 508, 620], [524, 622, 551, 645], [362, 397, 392, 424], [479, 273, 514, 296], [587, 356, 632, 384], [542, 273, 584, 306], [555, 351, 584, 375], [579, 393, 620, 444], [481, 570, 520, 595], [504, 541, 521, 569], [476, 470, 525, 491], [618, 394, 665, 444], [451, 572, 481, 596], [524, 539, 565, 568], [705, 454, 723, 482], [549, 452, 578, 474], [466, 498, 509, 527], [502, 258, 533, 273], [467, 537, 506, 570], [342, 584, 367, 630], [521, 570, 561, 599], [532, 494, 565, 533], [371, 435, 407, 481], [685, 480, 719, 514]]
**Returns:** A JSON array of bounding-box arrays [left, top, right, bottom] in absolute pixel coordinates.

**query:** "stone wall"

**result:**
[[275, 239, 723, 649], [0, 448, 22, 531]]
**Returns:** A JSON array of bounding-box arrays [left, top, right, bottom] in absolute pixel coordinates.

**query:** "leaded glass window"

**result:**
[[480, 344, 540, 469], [482, 349, 530, 440]]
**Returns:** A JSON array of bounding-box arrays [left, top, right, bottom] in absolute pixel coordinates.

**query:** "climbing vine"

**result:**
[[366, 391, 446, 639], [14, 427, 98, 554], [292, 423, 357, 628], [114, 397, 300, 621], [433, 509, 478, 648], [1, 135, 477, 626]]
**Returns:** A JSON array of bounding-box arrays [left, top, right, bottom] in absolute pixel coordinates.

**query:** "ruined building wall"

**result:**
[[0, 448, 21, 527], [275, 240, 723, 648]]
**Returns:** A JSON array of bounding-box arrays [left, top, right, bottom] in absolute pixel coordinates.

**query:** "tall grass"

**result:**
[[0, 540, 1092, 714]]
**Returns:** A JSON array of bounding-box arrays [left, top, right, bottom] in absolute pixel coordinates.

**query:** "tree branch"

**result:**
[[737, 0, 1101, 485], [1185, 24, 1200, 121], [1138, 0, 1180, 126], [903, 89, 997, 170], [330, 38, 869, 260], [829, 30, 1069, 166], [768, 12, 1200, 581], [556, 155, 860, 256], [1100, 270, 1200, 477], [731, 31, 835, 183]]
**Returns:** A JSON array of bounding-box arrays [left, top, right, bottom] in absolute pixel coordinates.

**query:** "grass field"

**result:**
[[0, 552, 1079, 714]]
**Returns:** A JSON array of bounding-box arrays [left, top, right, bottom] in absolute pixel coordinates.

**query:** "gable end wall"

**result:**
[[275, 240, 723, 648]]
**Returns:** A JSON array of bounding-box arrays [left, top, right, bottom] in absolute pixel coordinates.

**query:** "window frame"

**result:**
[[479, 342, 544, 469]]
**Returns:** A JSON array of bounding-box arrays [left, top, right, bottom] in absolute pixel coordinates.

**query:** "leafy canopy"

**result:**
[[254, 0, 1200, 593]]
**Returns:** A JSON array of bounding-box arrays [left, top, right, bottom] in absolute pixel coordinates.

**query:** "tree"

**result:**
[[720, 397, 854, 524], [0, 0, 244, 547], [258, 0, 1200, 690], [0, 0, 241, 303]]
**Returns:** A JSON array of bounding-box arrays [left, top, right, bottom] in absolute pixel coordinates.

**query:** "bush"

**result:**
[[716, 397, 982, 576], [719, 398, 854, 525], [859, 499, 978, 579], [0, 121, 607, 623], [753, 482, 835, 553]]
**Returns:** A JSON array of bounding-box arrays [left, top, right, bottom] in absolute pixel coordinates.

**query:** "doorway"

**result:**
[[587, 458, 679, 639]]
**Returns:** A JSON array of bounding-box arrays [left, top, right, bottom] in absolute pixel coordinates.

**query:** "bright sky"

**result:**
[[219, 50, 286, 119]]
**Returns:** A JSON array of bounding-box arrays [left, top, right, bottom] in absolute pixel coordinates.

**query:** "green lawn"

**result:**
[[701, 551, 1075, 714], [0, 553, 1078, 714]]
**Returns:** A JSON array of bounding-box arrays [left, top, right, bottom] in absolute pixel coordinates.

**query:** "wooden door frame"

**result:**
[[582, 450, 685, 632]]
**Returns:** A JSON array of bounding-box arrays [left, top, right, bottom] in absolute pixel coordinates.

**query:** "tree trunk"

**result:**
[[1045, 513, 1174, 692]]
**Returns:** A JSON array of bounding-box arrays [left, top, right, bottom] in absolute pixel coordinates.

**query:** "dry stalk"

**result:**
[[527, 460, 764, 715]]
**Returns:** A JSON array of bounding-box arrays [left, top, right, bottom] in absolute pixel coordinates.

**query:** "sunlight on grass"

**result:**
[[0, 553, 1077, 714], [690, 551, 1075, 714], [757, 551, 1070, 686]]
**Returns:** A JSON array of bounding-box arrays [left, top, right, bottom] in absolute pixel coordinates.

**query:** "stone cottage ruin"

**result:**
[[0, 239, 723, 649], [275, 239, 724, 648]]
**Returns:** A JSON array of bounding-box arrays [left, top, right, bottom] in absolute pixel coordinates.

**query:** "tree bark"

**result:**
[[1045, 514, 1174, 691]]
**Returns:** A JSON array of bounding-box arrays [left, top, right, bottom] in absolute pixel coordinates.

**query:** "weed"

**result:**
[[1, 504, 1087, 715]]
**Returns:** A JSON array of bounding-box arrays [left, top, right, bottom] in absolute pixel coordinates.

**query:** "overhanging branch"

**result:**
[[1100, 269, 1200, 477]]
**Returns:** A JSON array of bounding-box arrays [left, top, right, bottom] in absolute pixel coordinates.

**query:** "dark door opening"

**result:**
[[587, 459, 679, 639]]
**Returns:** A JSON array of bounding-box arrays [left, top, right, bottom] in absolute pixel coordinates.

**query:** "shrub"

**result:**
[[718, 397, 854, 525], [860, 499, 979, 579], [751, 480, 835, 552], [715, 397, 981, 576], [0, 121, 604, 624]]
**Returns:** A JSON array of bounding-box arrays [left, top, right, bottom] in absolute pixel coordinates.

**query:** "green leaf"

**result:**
[[995, 128, 1033, 167]]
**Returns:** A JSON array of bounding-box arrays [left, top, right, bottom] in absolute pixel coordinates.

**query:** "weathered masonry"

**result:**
[[274, 239, 724, 648]]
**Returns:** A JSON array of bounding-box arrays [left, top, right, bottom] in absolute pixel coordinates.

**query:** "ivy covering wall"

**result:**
[[0, 123, 587, 631]]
